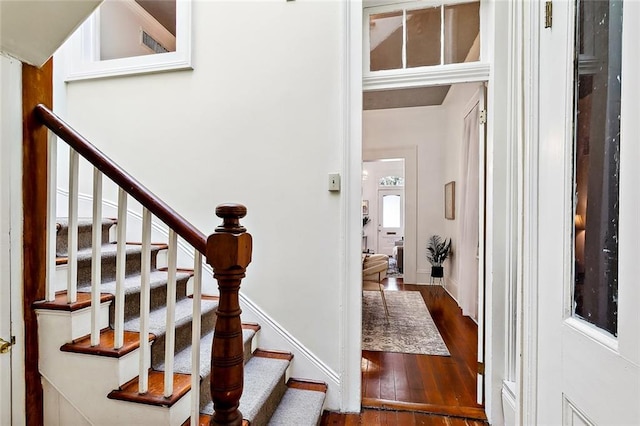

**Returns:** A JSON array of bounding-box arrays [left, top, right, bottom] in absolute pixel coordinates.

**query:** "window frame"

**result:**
[[63, 0, 192, 81], [363, 0, 489, 90]]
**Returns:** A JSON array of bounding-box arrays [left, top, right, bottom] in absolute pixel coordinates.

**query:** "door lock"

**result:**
[[0, 337, 12, 354]]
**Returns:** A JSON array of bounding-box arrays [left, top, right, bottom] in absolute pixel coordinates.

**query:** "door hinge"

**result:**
[[545, 1, 553, 28], [479, 109, 487, 125], [477, 361, 485, 375]]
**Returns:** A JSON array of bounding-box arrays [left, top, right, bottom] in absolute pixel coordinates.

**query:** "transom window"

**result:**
[[366, 1, 480, 73], [379, 176, 405, 186]]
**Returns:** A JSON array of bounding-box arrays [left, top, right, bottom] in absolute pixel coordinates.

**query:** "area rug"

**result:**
[[362, 290, 450, 356]]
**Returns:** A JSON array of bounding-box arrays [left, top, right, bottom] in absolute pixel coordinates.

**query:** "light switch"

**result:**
[[328, 173, 341, 191]]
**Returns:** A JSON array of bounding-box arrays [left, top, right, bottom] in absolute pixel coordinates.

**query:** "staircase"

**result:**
[[33, 217, 327, 425]]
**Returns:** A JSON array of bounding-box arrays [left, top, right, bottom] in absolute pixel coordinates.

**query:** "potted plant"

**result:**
[[426, 235, 451, 278]]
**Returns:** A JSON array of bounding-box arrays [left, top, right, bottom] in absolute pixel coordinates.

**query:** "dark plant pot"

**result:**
[[431, 266, 444, 278]]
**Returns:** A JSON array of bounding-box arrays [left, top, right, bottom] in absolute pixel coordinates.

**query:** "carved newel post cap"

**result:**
[[215, 204, 247, 234]]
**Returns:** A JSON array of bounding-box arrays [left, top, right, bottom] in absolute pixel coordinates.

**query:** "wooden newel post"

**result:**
[[206, 204, 252, 426]]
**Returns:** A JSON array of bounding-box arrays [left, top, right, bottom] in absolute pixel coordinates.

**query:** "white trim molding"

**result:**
[[363, 146, 418, 285], [341, 0, 364, 413], [519, 0, 540, 422], [364, 62, 490, 91]]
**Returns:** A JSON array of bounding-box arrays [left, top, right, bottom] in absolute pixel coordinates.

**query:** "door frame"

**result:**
[[347, 1, 516, 423], [461, 86, 487, 404], [364, 147, 417, 284]]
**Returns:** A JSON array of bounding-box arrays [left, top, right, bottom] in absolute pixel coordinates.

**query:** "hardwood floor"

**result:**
[[321, 279, 486, 425], [320, 409, 486, 425]]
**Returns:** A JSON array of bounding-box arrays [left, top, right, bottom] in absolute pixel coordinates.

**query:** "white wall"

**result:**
[[55, 0, 348, 408]]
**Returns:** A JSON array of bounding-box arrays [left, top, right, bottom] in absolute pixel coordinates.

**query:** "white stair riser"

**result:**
[[36, 302, 110, 342], [54, 264, 68, 293]]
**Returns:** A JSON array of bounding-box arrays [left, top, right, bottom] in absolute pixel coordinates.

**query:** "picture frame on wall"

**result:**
[[362, 200, 369, 216], [445, 181, 455, 220]]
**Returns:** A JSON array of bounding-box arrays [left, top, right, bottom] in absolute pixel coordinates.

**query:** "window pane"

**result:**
[[382, 195, 401, 228], [572, 0, 622, 336], [379, 176, 404, 186], [444, 2, 480, 64], [370, 11, 403, 71], [406, 6, 441, 68]]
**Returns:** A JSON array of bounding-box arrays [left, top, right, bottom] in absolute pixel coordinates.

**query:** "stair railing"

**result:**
[[35, 104, 250, 426]]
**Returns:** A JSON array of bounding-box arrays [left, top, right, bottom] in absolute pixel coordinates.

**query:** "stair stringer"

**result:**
[[36, 305, 191, 425], [238, 294, 340, 410], [42, 376, 92, 426]]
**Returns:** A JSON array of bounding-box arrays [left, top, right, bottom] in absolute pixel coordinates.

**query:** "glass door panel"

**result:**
[[572, 0, 622, 336]]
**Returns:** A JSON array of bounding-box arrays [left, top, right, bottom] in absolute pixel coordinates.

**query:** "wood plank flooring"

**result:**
[[321, 409, 486, 425], [321, 279, 486, 425]]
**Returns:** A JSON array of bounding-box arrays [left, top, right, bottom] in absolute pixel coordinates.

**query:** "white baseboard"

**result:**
[[502, 380, 517, 426], [239, 293, 341, 410]]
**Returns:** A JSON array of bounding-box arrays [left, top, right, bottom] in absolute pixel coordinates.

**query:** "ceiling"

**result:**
[[135, 0, 176, 36], [363, 85, 451, 110]]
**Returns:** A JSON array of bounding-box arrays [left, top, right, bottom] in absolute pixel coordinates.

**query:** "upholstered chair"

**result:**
[[362, 254, 389, 319]]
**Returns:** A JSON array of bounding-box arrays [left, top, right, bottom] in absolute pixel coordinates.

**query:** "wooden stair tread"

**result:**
[[361, 397, 487, 421], [60, 329, 155, 358], [287, 378, 328, 393], [33, 292, 114, 311], [157, 267, 196, 276], [253, 348, 293, 361], [241, 322, 261, 333], [107, 370, 191, 407]]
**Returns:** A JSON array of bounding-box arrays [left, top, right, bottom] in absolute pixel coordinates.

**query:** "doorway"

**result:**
[[362, 159, 405, 258], [361, 82, 486, 418]]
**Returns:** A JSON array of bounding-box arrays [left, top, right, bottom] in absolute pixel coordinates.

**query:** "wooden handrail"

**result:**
[[34, 104, 207, 254]]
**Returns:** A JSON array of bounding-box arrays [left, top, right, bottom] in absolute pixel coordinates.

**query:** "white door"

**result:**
[[0, 54, 16, 426], [0, 231, 11, 426], [535, 1, 639, 424], [377, 188, 403, 256]]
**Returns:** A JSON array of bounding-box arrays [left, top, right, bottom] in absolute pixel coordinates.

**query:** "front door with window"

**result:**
[[377, 188, 404, 256], [535, 1, 639, 423]]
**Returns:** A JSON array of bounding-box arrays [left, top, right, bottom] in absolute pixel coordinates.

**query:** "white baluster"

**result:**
[[164, 230, 178, 397], [139, 208, 151, 394], [67, 149, 79, 304], [114, 188, 127, 349], [45, 131, 57, 302], [90, 168, 102, 346], [190, 251, 203, 426]]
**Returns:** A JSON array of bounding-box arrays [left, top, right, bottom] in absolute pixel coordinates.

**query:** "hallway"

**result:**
[[321, 280, 486, 424]]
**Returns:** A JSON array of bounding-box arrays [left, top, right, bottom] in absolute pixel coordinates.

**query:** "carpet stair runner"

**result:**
[[35, 218, 327, 425]]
